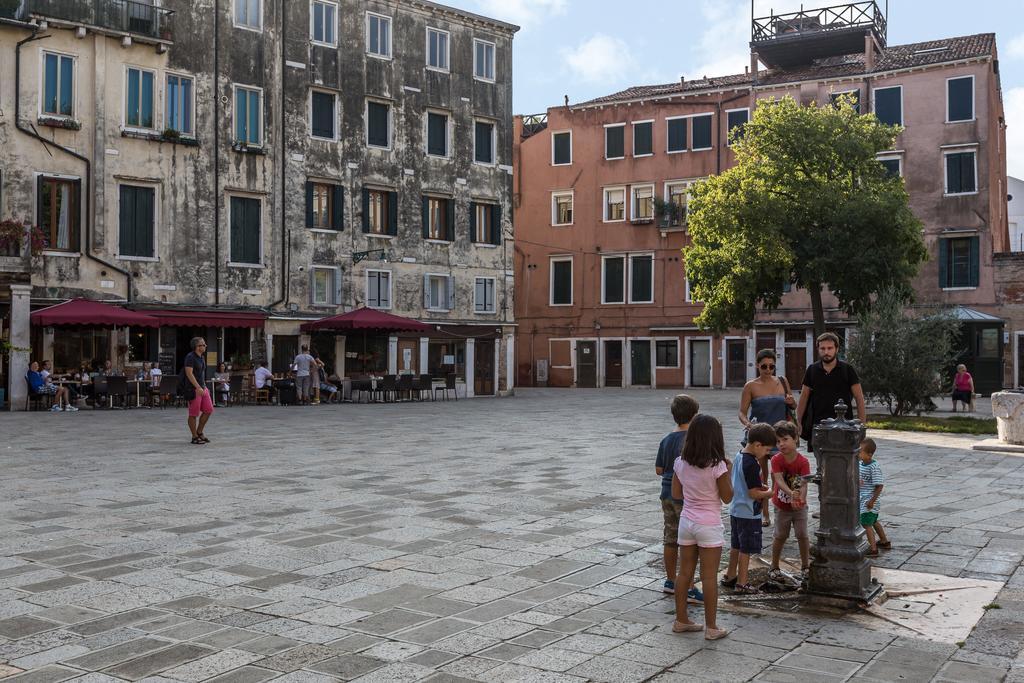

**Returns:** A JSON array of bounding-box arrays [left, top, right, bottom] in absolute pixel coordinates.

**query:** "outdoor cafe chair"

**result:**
[[434, 373, 457, 401], [228, 375, 245, 406], [396, 374, 414, 401], [92, 377, 110, 409], [414, 374, 433, 401], [106, 376, 129, 408], [377, 375, 397, 403], [154, 375, 178, 409], [25, 378, 52, 411]]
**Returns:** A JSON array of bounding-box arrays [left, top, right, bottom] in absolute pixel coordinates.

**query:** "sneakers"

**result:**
[[64, 405, 79, 412], [687, 587, 704, 604], [49, 404, 62, 412], [662, 579, 675, 594], [720, 574, 737, 588]]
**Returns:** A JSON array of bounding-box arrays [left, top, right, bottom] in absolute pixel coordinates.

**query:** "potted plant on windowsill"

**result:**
[[0, 219, 48, 257], [162, 127, 180, 142], [653, 198, 684, 230]]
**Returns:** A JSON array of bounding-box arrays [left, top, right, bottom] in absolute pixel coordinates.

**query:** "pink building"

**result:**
[[514, 2, 1008, 392]]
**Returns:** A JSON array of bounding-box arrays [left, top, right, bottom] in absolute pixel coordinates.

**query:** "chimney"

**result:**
[[680, 75, 686, 88], [864, 32, 875, 71], [750, 51, 759, 81]]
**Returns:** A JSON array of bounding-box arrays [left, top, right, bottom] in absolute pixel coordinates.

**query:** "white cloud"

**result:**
[[471, 0, 567, 29], [560, 33, 636, 84], [1007, 87, 1024, 180], [1007, 33, 1024, 60]]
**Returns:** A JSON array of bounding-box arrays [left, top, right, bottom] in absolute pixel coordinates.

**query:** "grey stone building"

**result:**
[[0, 0, 517, 409]]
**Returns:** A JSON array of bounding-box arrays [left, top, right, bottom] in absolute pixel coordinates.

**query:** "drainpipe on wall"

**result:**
[[213, 0, 220, 305], [15, 29, 134, 302], [268, 0, 288, 310]]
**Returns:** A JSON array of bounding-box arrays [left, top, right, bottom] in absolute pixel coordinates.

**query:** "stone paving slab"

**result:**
[[1, 389, 1023, 682]]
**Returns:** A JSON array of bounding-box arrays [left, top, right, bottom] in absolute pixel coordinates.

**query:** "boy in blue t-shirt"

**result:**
[[655, 394, 701, 603], [721, 423, 776, 593]]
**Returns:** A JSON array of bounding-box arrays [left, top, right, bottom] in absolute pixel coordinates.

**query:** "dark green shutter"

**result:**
[[119, 186, 135, 256], [667, 119, 686, 152], [331, 185, 344, 230], [305, 182, 314, 228], [361, 188, 370, 233], [633, 122, 652, 156], [938, 238, 949, 288], [964, 154, 976, 193], [445, 199, 455, 241], [693, 115, 712, 149], [243, 198, 260, 264], [387, 191, 398, 236], [138, 187, 153, 257], [606, 126, 624, 158], [469, 201, 477, 242], [230, 196, 244, 262], [969, 236, 980, 287], [421, 196, 430, 238], [37, 177, 46, 243], [491, 204, 501, 245]]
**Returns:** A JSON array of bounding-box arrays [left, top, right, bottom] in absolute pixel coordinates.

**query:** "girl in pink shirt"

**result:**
[[671, 414, 733, 640]]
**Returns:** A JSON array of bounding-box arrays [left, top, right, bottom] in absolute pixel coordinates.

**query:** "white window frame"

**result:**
[[424, 109, 451, 159], [600, 254, 626, 305], [123, 65, 158, 132], [628, 252, 655, 304], [35, 171, 83, 256], [365, 98, 392, 150], [603, 186, 626, 223], [425, 272, 451, 312], [943, 147, 979, 197], [725, 107, 750, 147], [631, 119, 654, 158], [551, 130, 572, 166], [366, 11, 393, 59], [233, 0, 263, 32], [232, 84, 264, 147], [551, 190, 573, 226], [684, 275, 694, 303], [655, 338, 681, 369], [872, 84, 903, 127], [473, 38, 496, 82], [366, 269, 392, 309], [165, 71, 196, 137], [664, 180, 695, 225], [604, 123, 626, 160], [474, 276, 496, 314], [309, 88, 338, 142], [227, 193, 264, 268], [310, 0, 338, 47], [691, 113, 714, 151], [472, 118, 497, 166], [39, 50, 77, 119], [876, 153, 903, 177], [311, 265, 340, 306], [945, 75, 975, 124], [549, 256, 573, 307], [665, 115, 688, 154], [630, 184, 655, 221], [425, 26, 450, 72], [115, 181, 160, 262]]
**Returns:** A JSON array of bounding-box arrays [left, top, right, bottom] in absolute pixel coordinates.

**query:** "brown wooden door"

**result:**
[[604, 340, 623, 387], [576, 341, 597, 388], [474, 340, 494, 395], [785, 347, 806, 388], [726, 340, 747, 387]]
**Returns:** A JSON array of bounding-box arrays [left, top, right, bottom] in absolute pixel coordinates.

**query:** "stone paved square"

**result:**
[[1, 389, 1022, 681]]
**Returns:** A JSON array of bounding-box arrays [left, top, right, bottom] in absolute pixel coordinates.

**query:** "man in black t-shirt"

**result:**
[[796, 332, 866, 472], [183, 337, 214, 445]]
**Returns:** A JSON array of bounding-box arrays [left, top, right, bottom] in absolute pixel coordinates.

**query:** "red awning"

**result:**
[[31, 298, 160, 328], [149, 309, 267, 328], [301, 307, 433, 333]]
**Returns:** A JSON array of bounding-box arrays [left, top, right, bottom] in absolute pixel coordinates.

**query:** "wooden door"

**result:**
[[631, 340, 651, 386], [474, 340, 495, 395], [604, 340, 623, 387], [576, 341, 597, 388], [726, 340, 747, 387], [785, 347, 806, 388], [690, 340, 711, 387]]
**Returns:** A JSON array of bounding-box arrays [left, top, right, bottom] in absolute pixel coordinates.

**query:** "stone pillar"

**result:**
[[265, 334, 274, 372], [465, 339, 475, 398], [992, 392, 1024, 444], [806, 400, 882, 603], [387, 336, 398, 375], [419, 337, 429, 374], [335, 336, 346, 377], [505, 333, 515, 393], [8, 284, 32, 411]]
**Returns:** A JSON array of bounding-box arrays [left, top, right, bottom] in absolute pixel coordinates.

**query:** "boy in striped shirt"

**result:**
[[859, 438, 891, 557]]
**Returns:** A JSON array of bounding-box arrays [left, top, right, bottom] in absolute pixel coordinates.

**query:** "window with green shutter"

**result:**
[[229, 196, 261, 264], [945, 151, 977, 194], [633, 121, 653, 156], [118, 185, 155, 258], [552, 131, 572, 165], [947, 76, 974, 122], [605, 124, 625, 159], [667, 118, 686, 153], [939, 236, 979, 288], [726, 109, 749, 145], [692, 114, 713, 150], [474, 120, 495, 164], [427, 112, 448, 157], [873, 86, 902, 126], [306, 181, 343, 230], [311, 91, 336, 139], [367, 101, 390, 148]]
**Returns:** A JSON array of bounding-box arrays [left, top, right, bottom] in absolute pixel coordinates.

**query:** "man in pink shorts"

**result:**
[[183, 337, 214, 445]]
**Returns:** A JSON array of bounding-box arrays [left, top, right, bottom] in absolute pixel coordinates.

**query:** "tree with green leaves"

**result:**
[[846, 289, 960, 416], [684, 95, 927, 337]]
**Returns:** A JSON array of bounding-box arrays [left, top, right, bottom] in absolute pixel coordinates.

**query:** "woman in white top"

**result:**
[[214, 362, 231, 406]]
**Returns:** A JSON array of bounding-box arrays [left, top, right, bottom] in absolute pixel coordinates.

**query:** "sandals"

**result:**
[[191, 437, 205, 445], [720, 575, 737, 588], [197, 434, 210, 444], [877, 541, 892, 549]]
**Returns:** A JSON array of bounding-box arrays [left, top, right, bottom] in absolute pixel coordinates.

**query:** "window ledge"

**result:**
[[426, 66, 450, 75], [426, 308, 451, 313], [310, 135, 339, 143], [425, 239, 453, 245], [943, 191, 979, 197], [603, 219, 626, 224], [366, 233, 394, 239], [227, 262, 265, 269], [367, 52, 393, 61], [310, 228, 342, 234], [667, 149, 688, 155], [549, 303, 574, 307], [552, 162, 572, 167], [38, 116, 81, 131], [117, 255, 158, 262], [941, 286, 978, 291], [474, 310, 497, 315], [473, 242, 499, 248], [367, 305, 392, 311], [633, 153, 654, 159], [630, 218, 655, 225], [551, 223, 573, 228], [232, 142, 266, 155], [41, 250, 80, 258], [605, 156, 625, 161], [691, 146, 713, 152], [945, 119, 976, 124], [426, 153, 451, 160], [311, 40, 338, 49]]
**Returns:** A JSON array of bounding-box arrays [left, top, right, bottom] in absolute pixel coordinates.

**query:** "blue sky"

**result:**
[[451, 0, 1024, 177]]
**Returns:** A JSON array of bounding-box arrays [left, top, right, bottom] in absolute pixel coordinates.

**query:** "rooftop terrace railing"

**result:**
[[752, 1, 886, 46], [16, 0, 174, 40]]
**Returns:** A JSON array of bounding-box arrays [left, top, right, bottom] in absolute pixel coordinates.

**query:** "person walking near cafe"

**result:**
[[183, 337, 214, 444]]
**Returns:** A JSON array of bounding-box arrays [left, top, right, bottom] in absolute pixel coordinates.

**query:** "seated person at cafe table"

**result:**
[[254, 360, 276, 399], [42, 360, 80, 404], [214, 362, 231, 406], [27, 361, 77, 411], [101, 359, 122, 377]]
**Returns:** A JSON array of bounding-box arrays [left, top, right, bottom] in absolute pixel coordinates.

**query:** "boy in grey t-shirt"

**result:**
[[293, 346, 315, 405]]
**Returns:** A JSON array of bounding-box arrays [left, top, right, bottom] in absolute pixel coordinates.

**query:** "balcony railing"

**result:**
[[520, 113, 548, 140], [752, 1, 886, 46], [18, 0, 174, 40]]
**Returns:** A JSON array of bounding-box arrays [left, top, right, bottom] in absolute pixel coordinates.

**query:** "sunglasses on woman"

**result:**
[[759, 363, 775, 371]]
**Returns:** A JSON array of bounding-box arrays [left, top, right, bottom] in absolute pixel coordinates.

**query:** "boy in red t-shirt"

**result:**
[[768, 421, 811, 579]]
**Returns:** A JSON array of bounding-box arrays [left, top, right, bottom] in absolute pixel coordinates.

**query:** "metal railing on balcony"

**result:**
[[752, 1, 886, 46], [520, 113, 548, 140], [18, 0, 173, 40]]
